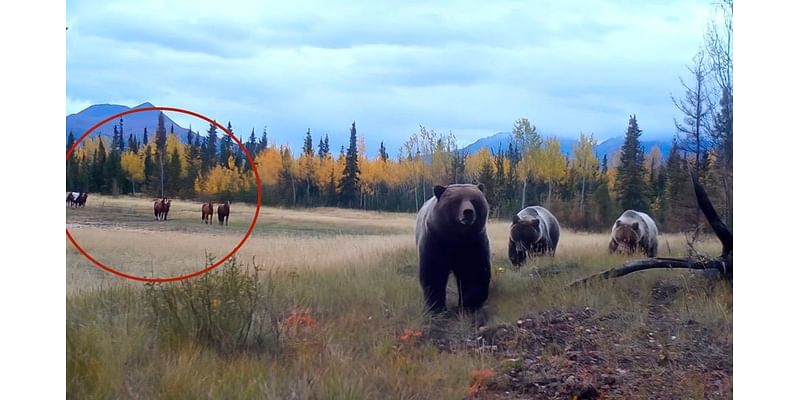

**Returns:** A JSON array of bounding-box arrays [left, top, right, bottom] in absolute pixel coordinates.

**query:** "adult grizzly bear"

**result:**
[[508, 206, 560, 266], [608, 210, 659, 257], [416, 184, 491, 313]]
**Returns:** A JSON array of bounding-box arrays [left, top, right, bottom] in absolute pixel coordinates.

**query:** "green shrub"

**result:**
[[144, 256, 281, 355]]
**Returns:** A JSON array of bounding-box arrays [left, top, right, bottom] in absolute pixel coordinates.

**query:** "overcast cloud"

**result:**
[[67, 0, 713, 154]]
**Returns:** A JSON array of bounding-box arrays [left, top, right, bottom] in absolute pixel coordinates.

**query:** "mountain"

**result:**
[[462, 132, 672, 162], [66, 103, 191, 143]]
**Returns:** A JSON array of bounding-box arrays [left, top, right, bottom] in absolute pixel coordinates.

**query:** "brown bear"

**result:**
[[508, 206, 560, 266], [608, 210, 659, 257], [415, 184, 491, 313]]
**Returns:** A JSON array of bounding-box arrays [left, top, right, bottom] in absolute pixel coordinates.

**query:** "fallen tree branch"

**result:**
[[569, 257, 730, 287]]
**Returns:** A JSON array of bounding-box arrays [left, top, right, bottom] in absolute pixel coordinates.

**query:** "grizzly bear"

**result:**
[[508, 206, 560, 266], [608, 210, 659, 257], [415, 184, 491, 313]]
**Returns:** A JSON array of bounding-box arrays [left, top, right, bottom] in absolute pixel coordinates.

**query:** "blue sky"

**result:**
[[66, 0, 714, 155]]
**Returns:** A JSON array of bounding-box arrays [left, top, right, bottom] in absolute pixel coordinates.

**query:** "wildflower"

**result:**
[[399, 328, 422, 342], [466, 368, 494, 396]]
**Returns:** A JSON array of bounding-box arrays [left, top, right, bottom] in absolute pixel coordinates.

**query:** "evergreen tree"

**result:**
[[379, 141, 389, 162], [142, 128, 149, 147], [66, 131, 79, 190], [338, 122, 361, 208], [246, 128, 257, 160], [601, 154, 608, 174], [119, 118, 125, 152], [203, 122, 218, 171], [616, 115, 649, 212], [104, 147, 123, 194], [219, 122, 234, 167], [318, 134, 330, 159], [186, 126, 194, 149], [259, 127, 268, 153], [90, 139, 107, 192], [303, 129, 314, 156], [144, 145, 155, 194], [166, 147, 182, 197], [127, 133, 137, 152], [663, 141, 694, 232], [155, 113, 168, 197], [112, 125, 121, 151]]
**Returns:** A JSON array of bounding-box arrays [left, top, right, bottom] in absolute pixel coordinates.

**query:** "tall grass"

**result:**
[[67, 199, 730, 399]]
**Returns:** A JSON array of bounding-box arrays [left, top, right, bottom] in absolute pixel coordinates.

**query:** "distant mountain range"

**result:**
[[461, 132, 673, 162], [67, 103, 673, 161], [66, 102, 190, 142]]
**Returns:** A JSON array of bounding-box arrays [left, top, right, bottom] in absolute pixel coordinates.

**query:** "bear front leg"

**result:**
[[419, 249, 450, 314], [454, 239, 491, 311]]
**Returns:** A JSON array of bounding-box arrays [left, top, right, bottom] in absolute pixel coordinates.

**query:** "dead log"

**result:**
[[570, 172, 732, 287]]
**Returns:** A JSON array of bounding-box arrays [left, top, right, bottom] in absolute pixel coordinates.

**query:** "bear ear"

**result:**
[[477, 183, 485, 192], [614, 220, 620, 226], [512, 215, 521, 224], [434, 185, 447, 199], [632, 222, 639, 230], [532, 219, 540, 228]]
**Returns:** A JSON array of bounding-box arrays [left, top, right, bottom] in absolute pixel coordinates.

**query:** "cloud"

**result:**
[[67, 0, 712, 153]]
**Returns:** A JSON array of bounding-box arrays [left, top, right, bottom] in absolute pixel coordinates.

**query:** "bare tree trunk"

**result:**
[[579, 175, 586, 213], [521, 179, 527, 208]]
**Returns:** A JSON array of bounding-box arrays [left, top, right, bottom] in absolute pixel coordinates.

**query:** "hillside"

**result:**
[[462, 132, 672, 161], [66, 102, 190, 142]]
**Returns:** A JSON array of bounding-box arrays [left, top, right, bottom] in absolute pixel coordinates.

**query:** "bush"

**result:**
[[144, 256, 281, 355]]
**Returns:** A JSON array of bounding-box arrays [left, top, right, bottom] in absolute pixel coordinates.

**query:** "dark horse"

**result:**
[[217, 201, 230, 225], [67, 192, 87, 208], [201, 201, 214, 224], [153, 198, 171, 221]]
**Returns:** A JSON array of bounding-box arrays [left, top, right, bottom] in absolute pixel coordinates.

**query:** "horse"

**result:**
[[67, 192, 86, 208], [217, 201, 230, 225], [154, 199, 164, 220], [75, 192, 88, 208], [153, 198, 171, 221], [201, 201, 214, 224], [161, 199, 171, 220]]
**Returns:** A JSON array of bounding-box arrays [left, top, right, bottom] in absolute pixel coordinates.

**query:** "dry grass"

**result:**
[[67, 196, 731, 399]]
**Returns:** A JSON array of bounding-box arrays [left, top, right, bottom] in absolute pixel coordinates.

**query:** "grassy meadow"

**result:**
[[67, 195, 732, 399]]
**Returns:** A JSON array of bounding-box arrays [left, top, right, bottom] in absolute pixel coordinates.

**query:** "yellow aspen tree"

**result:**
[[572, 132, 598, 213], [539, 137, 567, 208], [120, 151, 145, 194]]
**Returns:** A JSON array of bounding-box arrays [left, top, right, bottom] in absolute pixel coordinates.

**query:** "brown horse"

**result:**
[[217, 201, 230, 225], [201, 201, 214, 224], [153, 198, 171, 221]]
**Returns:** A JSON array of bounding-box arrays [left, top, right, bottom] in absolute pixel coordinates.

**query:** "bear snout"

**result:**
[[460, 208, 475, 225]]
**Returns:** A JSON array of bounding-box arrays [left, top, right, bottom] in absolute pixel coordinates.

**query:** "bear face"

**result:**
[[612, 220, 640, 253], [510, 216, 544, 253], [430, 184, 488, 237]]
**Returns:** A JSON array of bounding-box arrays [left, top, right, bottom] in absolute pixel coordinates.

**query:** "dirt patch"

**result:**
[[421, 281, 732, 399]]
